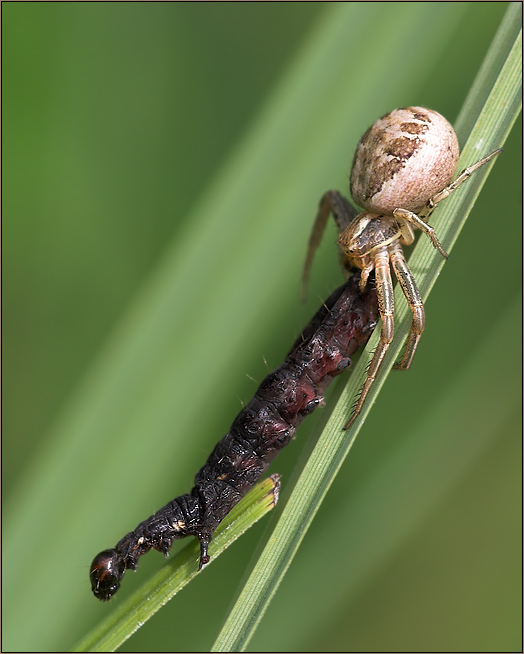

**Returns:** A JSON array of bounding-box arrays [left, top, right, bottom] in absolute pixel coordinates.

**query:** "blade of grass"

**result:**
[[4, 4, 515, 652], [5, 4, 478, 652], [277, 293, 522, 652], [73, 475, 280, 653], [211, 10, 522, 652]]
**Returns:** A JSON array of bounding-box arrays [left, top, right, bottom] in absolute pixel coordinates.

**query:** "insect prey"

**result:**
[[90, 273, 378, 600]]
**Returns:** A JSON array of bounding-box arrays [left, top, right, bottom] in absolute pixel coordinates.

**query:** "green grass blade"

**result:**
[[4, 3, 519, 652], [73, 475, 280, 652], [4, 5, 475, 651], [211, 12, 522, 653]]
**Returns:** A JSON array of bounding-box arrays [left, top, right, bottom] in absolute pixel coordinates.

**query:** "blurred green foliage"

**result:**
[[4, 3, 521, 652]]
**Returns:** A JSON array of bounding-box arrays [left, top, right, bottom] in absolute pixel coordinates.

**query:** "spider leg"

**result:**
[[395, 217, 416, 247], [393, 207, 448, 259], [389, 242, 425, 370], [344, 247, 393, 429], [301, 191, 359, 301], [359, 261, 375, 291], [422, 148, 502, 215], [392, 150, 502, 264]]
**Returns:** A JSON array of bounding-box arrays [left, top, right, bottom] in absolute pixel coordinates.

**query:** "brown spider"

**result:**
[[302, 107, 500, 429]]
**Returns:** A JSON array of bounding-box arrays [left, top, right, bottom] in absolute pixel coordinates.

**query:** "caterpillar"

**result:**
[[90, 271, 378, 600]]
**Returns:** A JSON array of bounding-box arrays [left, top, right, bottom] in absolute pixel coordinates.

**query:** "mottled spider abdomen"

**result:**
[[350, 107, 459, 214]]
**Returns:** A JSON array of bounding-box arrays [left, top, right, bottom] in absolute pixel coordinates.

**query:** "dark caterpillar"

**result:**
[[90, 272, 378, 600]]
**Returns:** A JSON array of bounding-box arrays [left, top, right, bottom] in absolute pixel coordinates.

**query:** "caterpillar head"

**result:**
[[90, 548, 126, 601]]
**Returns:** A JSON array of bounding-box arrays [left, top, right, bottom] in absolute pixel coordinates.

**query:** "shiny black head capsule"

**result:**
[[90, 549, 125, 601]]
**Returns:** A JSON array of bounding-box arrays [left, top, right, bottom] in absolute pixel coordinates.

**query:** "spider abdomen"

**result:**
[[350, 107, 459, 214]]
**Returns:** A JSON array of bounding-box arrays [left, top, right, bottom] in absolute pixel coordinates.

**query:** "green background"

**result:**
[[3, 2, 521, 652]]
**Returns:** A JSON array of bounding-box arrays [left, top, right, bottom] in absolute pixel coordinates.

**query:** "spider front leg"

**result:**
[[393, 208, 448, 259], [421, 148, 502, 214], [301, 191, 358, 300], [344, 247, 394, 430], [388, 242, 425, 370]]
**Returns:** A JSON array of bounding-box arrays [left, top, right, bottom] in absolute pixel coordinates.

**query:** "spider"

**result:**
[[301, 107, 500, 429]]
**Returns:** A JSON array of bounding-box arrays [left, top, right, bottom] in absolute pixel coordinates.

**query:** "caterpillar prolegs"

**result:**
[[90, 272, 378, 600]]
